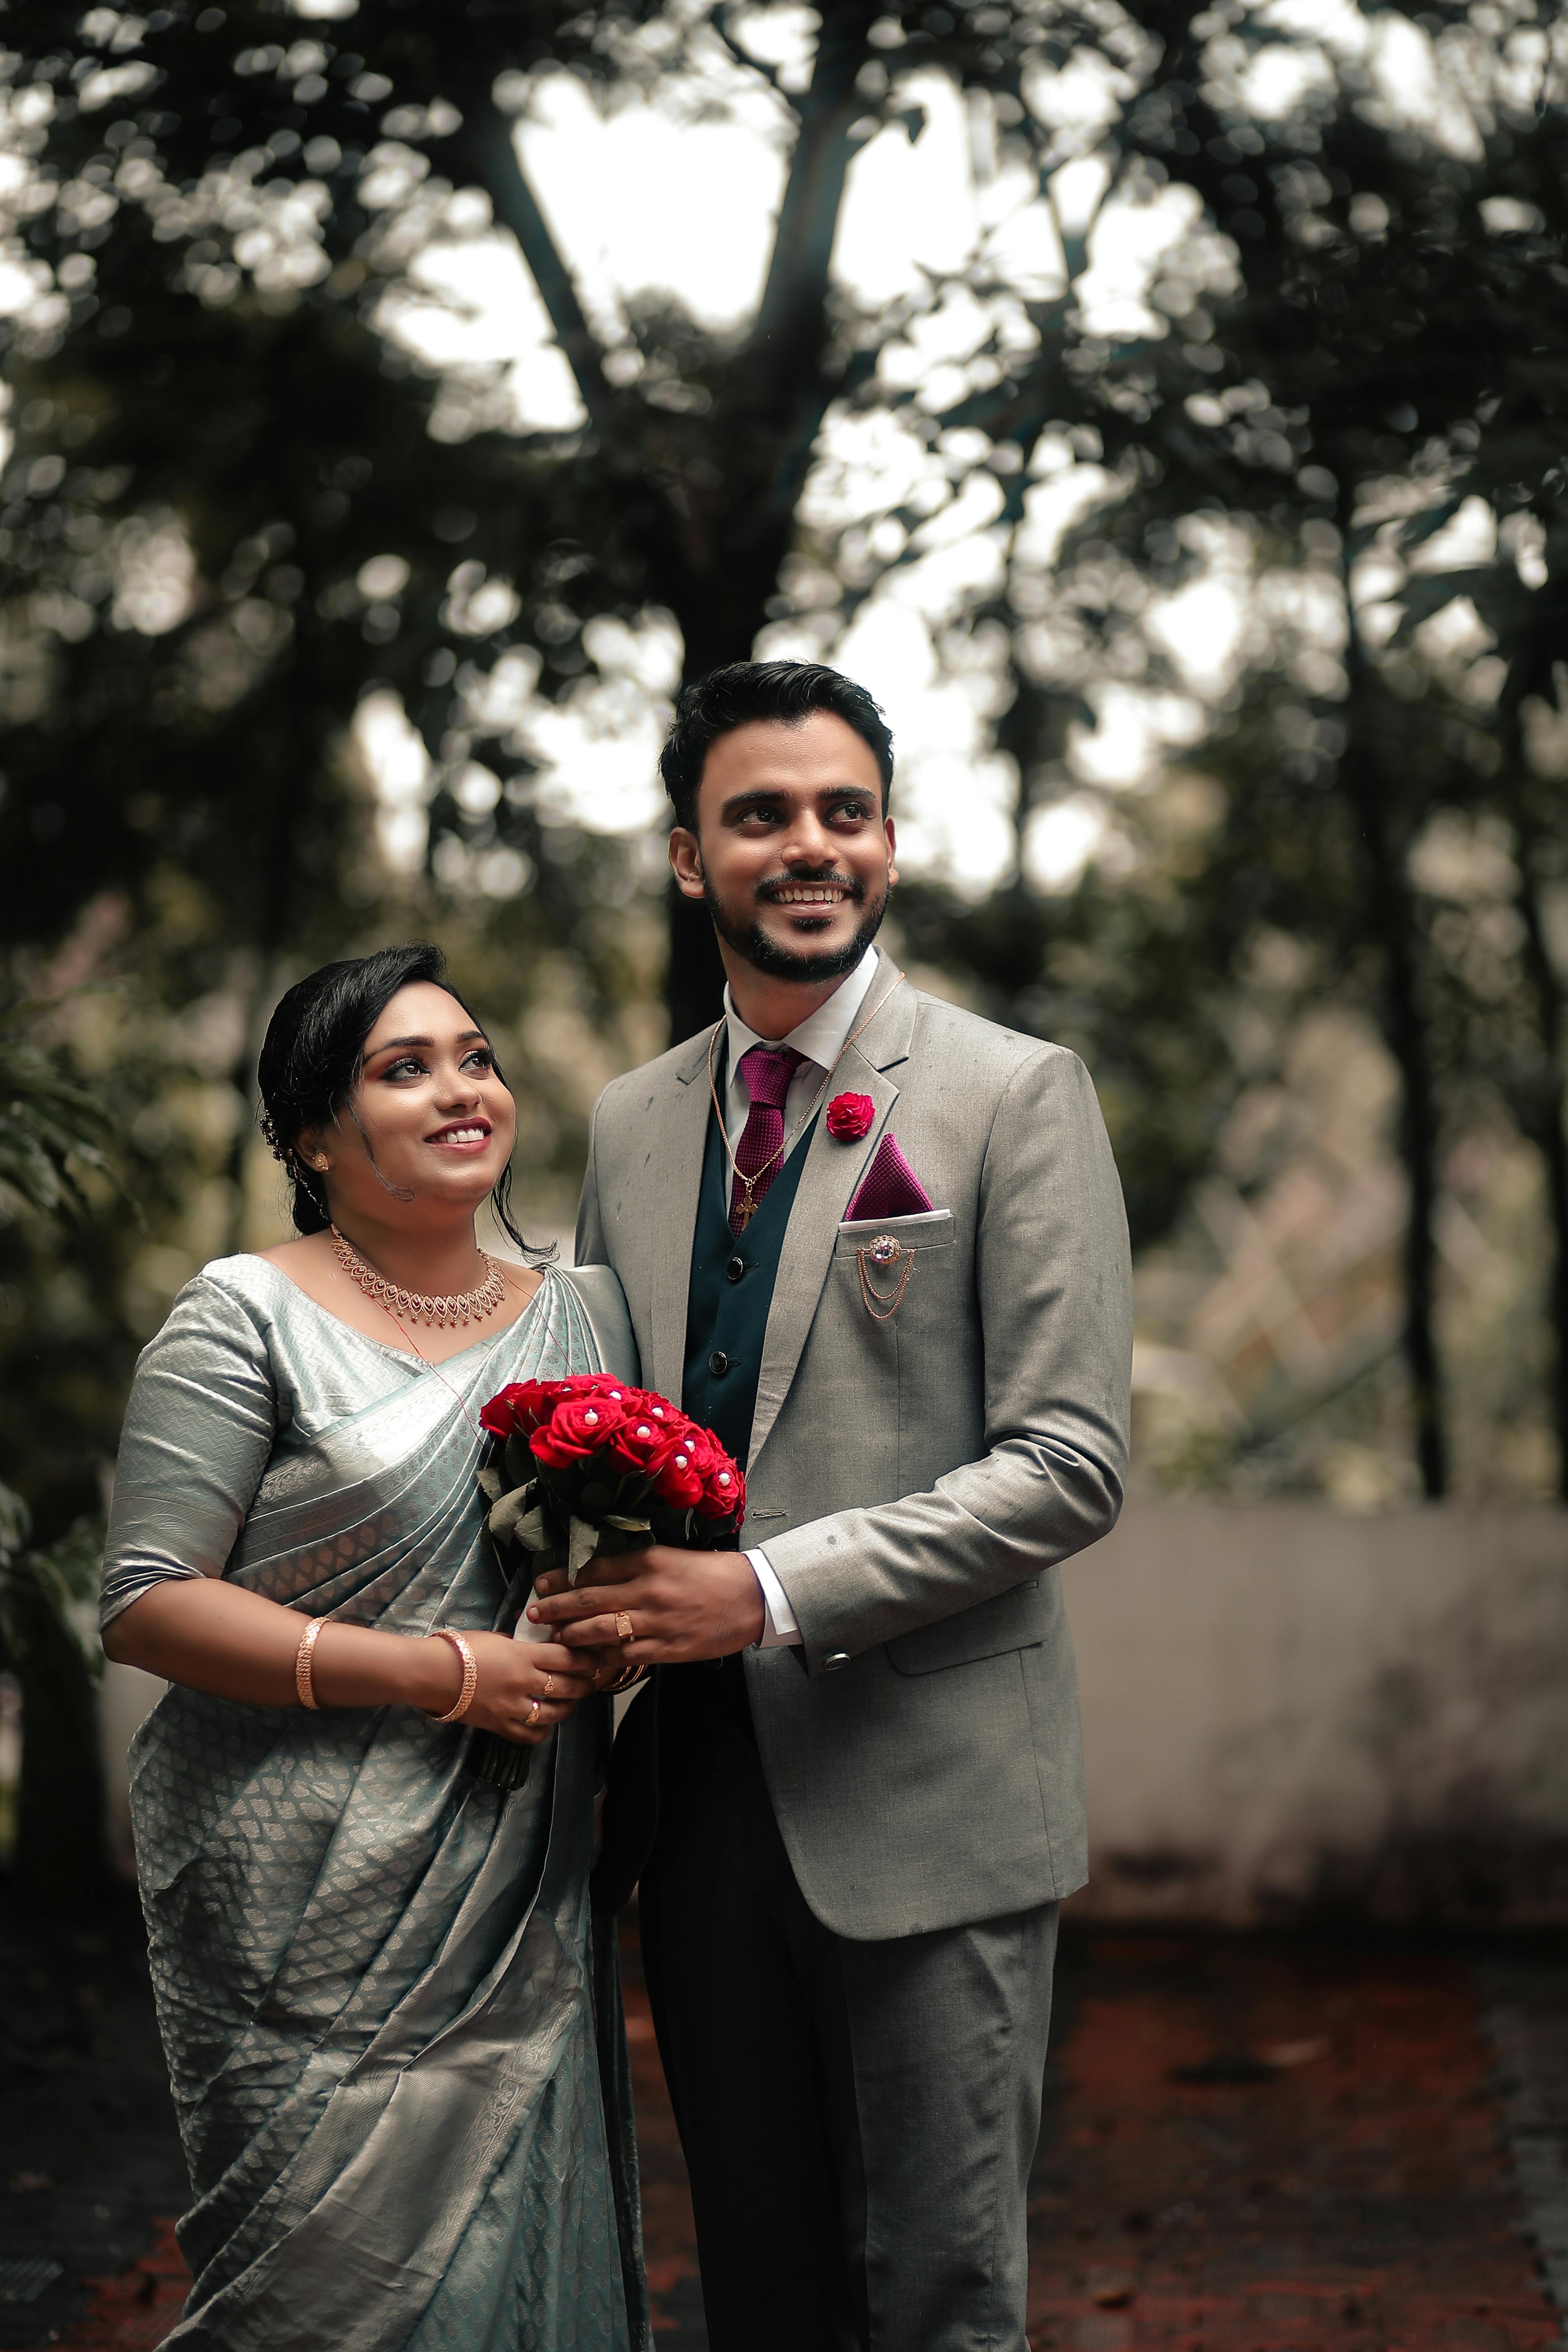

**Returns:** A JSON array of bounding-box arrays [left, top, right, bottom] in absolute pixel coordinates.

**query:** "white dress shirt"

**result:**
[[721, 945, 882, 1650]]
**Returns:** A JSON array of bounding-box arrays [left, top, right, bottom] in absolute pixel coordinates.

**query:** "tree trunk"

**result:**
[[1339, 730, 1449, 1497], [1510, 818, 1568, 1500]]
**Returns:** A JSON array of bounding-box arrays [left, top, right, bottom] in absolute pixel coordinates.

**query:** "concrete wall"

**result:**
[[97, 1504, 1568, 1926], [1064, 1502, 1568, 1927]]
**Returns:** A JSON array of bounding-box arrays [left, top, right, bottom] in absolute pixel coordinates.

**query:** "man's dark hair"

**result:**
[[658, 661, 894, 831]]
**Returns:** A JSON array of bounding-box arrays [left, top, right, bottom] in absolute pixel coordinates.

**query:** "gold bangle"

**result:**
[[604, 1661, 648, 1695], [295, 1618, 324, 1711], [427, 1627, 478, 1724]]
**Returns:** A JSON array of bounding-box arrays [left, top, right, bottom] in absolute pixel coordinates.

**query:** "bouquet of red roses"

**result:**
[[468, 1372, 746, 1789]]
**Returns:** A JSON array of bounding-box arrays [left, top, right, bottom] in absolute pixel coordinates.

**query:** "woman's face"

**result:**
[[304, 981, 518, 1234]]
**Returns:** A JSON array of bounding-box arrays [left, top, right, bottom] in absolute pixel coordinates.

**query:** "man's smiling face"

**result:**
[[669, 710, 897, 986]]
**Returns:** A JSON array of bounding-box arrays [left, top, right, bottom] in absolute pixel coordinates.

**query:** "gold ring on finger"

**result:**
[[615, 1610, 634, 1643], [542, 1672, 554, 1696], [527, 1697, 541, 1725]]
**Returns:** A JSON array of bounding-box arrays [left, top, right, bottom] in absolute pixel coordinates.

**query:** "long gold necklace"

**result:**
[[705, 974, 905, 1232], [330, 1225, 508, 1329]]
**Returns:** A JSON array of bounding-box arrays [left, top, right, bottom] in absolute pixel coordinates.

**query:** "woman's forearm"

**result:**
[[103, 1575, 460, 1714]]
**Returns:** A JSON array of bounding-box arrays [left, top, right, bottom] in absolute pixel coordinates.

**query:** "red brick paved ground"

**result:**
[[1026, 1934, 1561, 2352], [15, 1924, 1565, 2351]]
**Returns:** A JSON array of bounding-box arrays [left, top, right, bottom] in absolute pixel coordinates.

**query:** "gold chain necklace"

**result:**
[[705, 974, 906, 1232], [330, 1225, 508, 1329]]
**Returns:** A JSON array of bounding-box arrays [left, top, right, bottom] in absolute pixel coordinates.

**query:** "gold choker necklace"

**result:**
[[330, 1225, 508, 1329]]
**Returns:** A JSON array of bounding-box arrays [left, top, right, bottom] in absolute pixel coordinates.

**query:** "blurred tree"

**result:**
[[0, 0, 1229, 1042], [5, 0, 1566, 1506], [0, 1004, 116, 1899], [0, 993, 117, 1221], [851, 1, 1568, 1495]]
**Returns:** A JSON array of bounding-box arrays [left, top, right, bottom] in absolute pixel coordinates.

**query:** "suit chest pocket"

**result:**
[[831, 1212, 956, 1300]]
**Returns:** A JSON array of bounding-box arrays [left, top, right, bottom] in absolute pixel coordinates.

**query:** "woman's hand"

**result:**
[[103, 1576, 621, 1731], [457, 1633, 606, 1745]]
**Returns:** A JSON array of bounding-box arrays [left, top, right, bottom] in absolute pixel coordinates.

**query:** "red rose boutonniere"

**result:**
[[826, 1092, 875, 1141]]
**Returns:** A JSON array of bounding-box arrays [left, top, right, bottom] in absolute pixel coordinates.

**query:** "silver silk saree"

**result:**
[[99, 1255, 648, 2352]]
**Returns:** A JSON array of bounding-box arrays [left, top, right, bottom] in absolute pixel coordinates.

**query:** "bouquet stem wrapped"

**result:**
[[469, 1375, 746, 1790]]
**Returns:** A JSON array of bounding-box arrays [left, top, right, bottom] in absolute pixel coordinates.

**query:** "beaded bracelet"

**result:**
[[427, 1627, 479, 1724]]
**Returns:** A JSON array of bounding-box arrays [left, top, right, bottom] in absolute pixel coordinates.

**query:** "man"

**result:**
[[530, 660, 1132, 2351]]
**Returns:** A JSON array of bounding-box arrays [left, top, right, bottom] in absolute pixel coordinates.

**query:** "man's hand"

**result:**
[[527, 1546, 765, 1666]]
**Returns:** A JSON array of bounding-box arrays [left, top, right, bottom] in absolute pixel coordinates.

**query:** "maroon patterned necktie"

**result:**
[[730, 1043, 804, 1235]]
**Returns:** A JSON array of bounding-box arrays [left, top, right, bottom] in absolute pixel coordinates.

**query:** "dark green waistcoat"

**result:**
[[596, 1096, 815, 1889], [682, 1103, 812, 1465]]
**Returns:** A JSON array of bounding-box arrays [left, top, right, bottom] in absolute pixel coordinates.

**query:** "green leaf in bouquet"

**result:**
[[489, 1487, 549, 1550], [601, 1515, 652, 1534], [566, 1517, 600, 1582], [503, 1432, 536, 1489], [577, 1480, 614, 1519], [476, 1466, 503, 1503]]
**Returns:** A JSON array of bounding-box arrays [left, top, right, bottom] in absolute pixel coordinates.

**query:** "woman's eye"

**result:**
[[384, 1056, 427, 1080], [463, 1049, 495, 1073]]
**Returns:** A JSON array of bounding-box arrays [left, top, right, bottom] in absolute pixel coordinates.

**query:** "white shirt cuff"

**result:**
[[746, 1548, 801, 1648]]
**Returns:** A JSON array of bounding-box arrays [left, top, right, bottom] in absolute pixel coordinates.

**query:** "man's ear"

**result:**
[[669, 826, 707, 903], [885, 814, 898, 891]]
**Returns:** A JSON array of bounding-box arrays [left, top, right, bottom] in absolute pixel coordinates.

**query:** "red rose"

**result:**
[[530, 1394, 626, 1466], [631, 1388, 682, 1426], [651, 1425, 709, 1509], [479, 1382, 540, 1438], [695, 1449, 745, 1521], [826, 1092, 875, 1141], [605, 1408, 685, 1478], [481, 1377, 585, 1437]]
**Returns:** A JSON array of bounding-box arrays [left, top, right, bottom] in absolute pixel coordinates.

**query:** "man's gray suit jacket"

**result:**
[[574, 949, 1133, 1944]]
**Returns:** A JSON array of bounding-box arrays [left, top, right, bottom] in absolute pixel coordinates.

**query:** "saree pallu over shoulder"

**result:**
[[103, 1258, 647, 2352]]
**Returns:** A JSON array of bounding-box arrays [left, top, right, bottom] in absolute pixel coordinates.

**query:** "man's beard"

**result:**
[[703, 868, 891, 985]]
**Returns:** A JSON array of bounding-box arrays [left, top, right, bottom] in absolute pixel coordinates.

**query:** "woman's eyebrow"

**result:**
[[366, 1029, 486, 1056]]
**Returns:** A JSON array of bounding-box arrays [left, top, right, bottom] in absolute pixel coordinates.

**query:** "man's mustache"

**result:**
[[753, 871, 866, 904]]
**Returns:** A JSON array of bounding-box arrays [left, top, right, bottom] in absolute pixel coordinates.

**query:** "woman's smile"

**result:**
[[426, 1118, 493, 1155]]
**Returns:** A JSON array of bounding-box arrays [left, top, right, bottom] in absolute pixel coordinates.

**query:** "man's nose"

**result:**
[[780, 815, 836, 867]]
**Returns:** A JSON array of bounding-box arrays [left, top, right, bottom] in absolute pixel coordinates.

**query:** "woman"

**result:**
[[100, 943, 648, 2352]]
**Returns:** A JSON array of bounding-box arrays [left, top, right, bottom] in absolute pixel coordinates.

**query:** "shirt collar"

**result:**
[[722, 943, 881, 1079]]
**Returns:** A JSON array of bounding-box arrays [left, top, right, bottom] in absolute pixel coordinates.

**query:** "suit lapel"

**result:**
[[645, 1025, 718, 1406], [747, 956, 918, 1472]]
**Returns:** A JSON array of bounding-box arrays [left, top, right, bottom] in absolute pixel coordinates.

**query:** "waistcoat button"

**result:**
[[822, 1652, 850, 1671], [724, 1255, 746, 1284], [708, 1349, 730, 1377]]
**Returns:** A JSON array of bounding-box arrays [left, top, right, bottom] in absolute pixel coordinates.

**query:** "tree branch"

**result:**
[[712, 8, 784, 96], [460, 109, 615, 436], [745, 4, 881, 380]]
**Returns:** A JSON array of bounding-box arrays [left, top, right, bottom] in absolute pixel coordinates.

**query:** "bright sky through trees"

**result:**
[[361, 19, 1223, 893]]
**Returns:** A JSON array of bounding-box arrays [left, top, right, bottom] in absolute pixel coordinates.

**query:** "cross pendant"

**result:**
[[734, 1192, 756, 1232]]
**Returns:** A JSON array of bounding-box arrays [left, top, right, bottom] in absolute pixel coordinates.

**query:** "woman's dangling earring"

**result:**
[[291, 1151, 330, 1221]]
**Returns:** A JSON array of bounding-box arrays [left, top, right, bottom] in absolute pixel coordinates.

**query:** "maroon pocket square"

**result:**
[[845, 1132, 934, 1222]]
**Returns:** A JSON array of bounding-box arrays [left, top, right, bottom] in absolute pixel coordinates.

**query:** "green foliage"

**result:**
[[0, 997, 118, 1221], [0, 1480, 104, 1684], [4, 1, 1567, 1504]]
